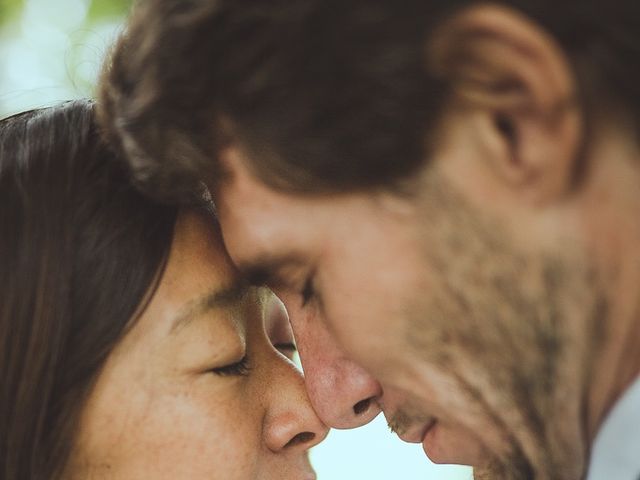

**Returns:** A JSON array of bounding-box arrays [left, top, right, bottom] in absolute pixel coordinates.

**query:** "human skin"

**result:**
[[213, 6, 640, 480], [65, 210, 327, 480]]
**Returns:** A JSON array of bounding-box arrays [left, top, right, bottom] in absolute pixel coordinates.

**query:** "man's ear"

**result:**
[[428, 4, 583, 203]]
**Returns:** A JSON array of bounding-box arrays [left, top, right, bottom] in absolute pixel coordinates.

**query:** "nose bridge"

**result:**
[[262, 345, 329, 453], [291, 306, 383, 429]]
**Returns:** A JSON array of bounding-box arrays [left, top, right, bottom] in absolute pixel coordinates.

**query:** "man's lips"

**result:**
[[395, 419, 437, 444], [396, 417, 487, 465]]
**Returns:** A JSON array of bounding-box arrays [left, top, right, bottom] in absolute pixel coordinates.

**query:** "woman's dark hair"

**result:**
[[99, 0, 640, 197], [0, 99, 179, 480]]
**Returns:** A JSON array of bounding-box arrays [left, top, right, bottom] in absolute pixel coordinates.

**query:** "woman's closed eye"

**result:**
[[211, 355, 251, 377]]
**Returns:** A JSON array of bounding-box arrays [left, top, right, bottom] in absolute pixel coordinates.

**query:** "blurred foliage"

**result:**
[[0, 0, 24, 26], [0, 0, 130, 27], [88, 0, 131, 21]]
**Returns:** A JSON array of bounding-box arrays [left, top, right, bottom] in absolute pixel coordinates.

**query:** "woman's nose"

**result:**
[[263, 359, 329, 453]]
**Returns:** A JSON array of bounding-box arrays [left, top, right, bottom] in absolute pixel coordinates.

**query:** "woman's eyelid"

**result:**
[[211, 354, 251, 377]]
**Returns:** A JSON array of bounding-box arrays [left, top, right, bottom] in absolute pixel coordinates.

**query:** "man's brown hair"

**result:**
[[99, 0, 640, 199]]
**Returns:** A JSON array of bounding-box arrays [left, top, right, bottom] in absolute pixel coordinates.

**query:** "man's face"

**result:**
[[214, 139, 602, 479]]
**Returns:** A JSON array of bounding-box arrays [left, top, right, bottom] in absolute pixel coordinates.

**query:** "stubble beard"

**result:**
[[406, 171, 606, 480]]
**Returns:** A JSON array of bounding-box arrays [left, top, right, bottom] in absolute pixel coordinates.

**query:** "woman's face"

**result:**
[[67, 210, 327, 479]]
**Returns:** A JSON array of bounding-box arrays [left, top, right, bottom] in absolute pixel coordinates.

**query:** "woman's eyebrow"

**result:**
[[169, 281, 250, 335]]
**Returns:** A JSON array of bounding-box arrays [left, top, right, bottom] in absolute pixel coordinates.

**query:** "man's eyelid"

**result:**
[[244, 265, 288, 290], [273, 342, 298, 362], [241, 256, 310, 290], [273, 342, 297, 352]]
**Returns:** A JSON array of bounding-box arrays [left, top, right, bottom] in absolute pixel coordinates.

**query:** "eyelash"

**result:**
[[300, 277, 315, 306], [212, 355, 251, 377]]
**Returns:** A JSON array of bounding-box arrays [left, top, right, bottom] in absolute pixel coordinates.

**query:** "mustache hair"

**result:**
[[386, 409, 421, 436]]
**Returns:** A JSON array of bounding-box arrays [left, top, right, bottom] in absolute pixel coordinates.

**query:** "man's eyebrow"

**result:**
[[169, 281, 250, 335]]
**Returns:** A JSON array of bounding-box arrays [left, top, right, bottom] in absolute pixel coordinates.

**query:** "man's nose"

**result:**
[[291, 308, 383, 429], [305, 354, 383, 429]]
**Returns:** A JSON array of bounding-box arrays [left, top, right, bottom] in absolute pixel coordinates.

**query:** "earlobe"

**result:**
[[428, 4, 583, 203]]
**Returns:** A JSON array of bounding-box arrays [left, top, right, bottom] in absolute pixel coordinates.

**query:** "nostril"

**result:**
[[353, 397, 373, 415], [284, 431, 316, 449]]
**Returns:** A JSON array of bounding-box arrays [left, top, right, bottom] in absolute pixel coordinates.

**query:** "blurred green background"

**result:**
[[0, 1, 472, 478]]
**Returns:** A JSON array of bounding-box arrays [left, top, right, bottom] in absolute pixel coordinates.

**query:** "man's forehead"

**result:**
[[216, 143, 271, 199]]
